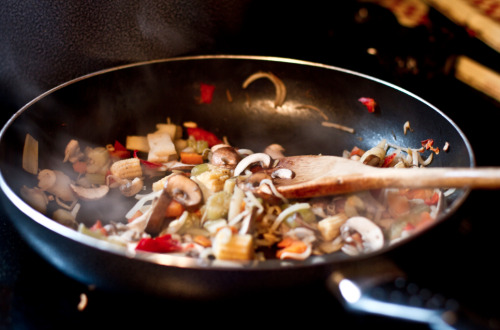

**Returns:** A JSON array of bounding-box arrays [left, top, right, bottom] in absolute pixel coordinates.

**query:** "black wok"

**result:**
[[0, 55, 477, 328]]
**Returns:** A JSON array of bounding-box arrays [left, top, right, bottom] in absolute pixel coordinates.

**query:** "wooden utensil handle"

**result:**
[[348, 167, 500, 190], [280, 167, 500, 199], [376, 167, 500, 188]]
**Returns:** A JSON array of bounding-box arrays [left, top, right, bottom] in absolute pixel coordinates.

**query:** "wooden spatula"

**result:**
[[259, 155, 500, 199]]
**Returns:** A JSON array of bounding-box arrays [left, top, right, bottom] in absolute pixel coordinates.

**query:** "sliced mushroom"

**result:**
[[38, 169, 76, 202], [340, 216, 384, 255], [37, 169, 57, 191], [210, 146, 242, 169], [145, 190, 173, 235], [70, 184, 109, 201], [165, 173, 203, 211], [63, 139, 84, 163], [52, 208, 79, 229], [264, 144, 286, 159], [20, 186, 49, 214], [211, 143, 231, 152], [145, 174, 203, 235], [233, 153, 272, 177]]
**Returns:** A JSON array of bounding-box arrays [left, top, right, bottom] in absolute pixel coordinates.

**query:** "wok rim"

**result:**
[[0, 54, 475, 271]]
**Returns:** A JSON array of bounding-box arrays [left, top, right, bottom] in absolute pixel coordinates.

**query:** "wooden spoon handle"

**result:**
[[361, 167, 500, 190], [277, 167, 500, 198]]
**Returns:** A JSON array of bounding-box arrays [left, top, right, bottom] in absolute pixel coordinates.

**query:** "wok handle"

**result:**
[[326, 256, 494, 329]]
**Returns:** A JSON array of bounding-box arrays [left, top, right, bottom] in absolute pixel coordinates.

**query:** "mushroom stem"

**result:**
[[145, 190, 173, 235], [210, 145, 242, 169], [144, 174, 203, 236]]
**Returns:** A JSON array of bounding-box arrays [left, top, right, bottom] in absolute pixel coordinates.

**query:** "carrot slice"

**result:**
[[194, 235, 212, 247], [165, 200, 185, 218], [128, 210, 143, 223], [180, 152, 204, 164], [276, 238, 308, 258]]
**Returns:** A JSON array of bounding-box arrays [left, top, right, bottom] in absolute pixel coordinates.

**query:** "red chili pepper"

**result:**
[[424, 192, 440, 205], [421, 139, 440, 154], [135, 234, 182, 253], [358, 97, 377, 113], [200, 83, 215, 104], [186, 127, 222, 147], [109, 140, 130, 159], [382, 152, 397, 167], [421, 139, 433, 149], [133, 150, 163, 169]]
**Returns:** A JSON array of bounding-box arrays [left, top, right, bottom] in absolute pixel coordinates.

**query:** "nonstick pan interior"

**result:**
[[0, 55, 473, 299]]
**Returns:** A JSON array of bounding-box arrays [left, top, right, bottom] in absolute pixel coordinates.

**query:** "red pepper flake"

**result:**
[[421, 139, 440, 154], [358, 97, 377, 113], [186, 127, 223, 147], [133, 150, 163, 169], [199, 83, 215, 104], [135, 234, 182, 253], [382, 152, 397, 167]]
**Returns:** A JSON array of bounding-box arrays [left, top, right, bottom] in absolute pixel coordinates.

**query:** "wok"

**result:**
[[0, 55, 478, 328]]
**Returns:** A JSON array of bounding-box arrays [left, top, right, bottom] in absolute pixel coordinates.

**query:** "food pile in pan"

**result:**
[[18, 71, 449, 263], [20, 118, 446, 263]]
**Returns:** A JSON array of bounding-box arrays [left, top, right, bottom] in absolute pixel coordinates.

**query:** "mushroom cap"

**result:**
[[341, 216, 384, 253], [70, 184, 109, 201], [210, 146, 242, 168], [165, 173, 202, 211], [233, 152, 272, 177], [64, 139, 84, 163], [144, 174, 203, 236], [264, 143, 286, 159], [37, 169, 57, 191]]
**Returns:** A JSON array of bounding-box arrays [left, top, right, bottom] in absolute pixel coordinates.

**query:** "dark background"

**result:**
[[2, 1, 500, 328]]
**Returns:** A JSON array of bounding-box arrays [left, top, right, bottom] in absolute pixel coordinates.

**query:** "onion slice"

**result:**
[[242, 71, 286, 107]]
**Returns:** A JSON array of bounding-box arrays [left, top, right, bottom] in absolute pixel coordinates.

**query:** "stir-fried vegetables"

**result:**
[[18, 71, 447, 263], [20, 117, 446, 263]]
